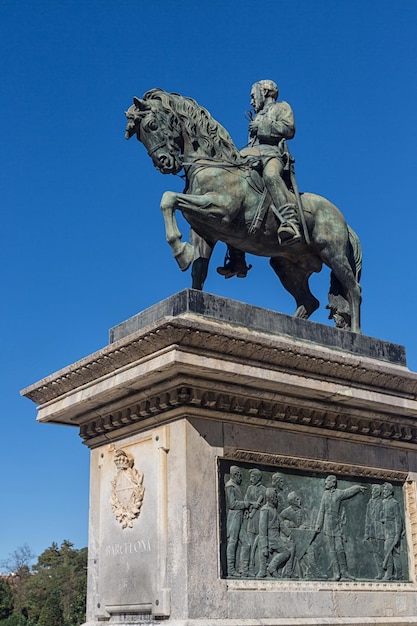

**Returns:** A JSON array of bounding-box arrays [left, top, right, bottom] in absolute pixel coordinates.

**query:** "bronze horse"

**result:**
[[125, 88, 362, 333]]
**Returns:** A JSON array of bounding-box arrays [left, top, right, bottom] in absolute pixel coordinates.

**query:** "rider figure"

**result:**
[[218, 79, 301, 279]]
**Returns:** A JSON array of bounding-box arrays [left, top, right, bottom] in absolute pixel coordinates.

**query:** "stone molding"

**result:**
[[21, 316, 417, 407], [79, 381, 417, 447], [227, 579, 414, 591], [154, 616, 416, 626], [86, 618, 417, 626]]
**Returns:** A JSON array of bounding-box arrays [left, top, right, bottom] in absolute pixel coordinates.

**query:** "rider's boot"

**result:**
[[217, 246, 252, 279], [263, 171, 302, 245], [276, 204, 302, 245]]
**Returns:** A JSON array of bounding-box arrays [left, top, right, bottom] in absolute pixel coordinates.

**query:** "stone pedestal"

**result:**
[[22, 290, 417, 626]]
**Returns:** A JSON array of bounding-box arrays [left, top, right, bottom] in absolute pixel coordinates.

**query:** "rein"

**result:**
[[147, 139, 170, 157], [180, 157, 255, 192], [181, 156, 263, 192], [181, 156, 254, 177], [181, 157, 242, 167]]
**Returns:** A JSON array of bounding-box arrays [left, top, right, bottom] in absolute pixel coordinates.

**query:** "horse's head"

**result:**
[[125, 96, 183, 175]]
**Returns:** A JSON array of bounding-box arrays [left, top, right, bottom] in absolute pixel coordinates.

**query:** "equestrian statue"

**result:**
[[125, 80, 362, 333]]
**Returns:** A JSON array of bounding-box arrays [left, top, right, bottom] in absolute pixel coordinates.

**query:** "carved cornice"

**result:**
[[79, 382, 417, 446], [226, 450, 409, 481], [22, 316, 417, 407]]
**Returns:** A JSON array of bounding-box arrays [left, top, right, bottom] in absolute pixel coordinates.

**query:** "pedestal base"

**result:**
[[21, 291, 417, 626]]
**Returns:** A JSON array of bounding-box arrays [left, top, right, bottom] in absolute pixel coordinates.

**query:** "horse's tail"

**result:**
[[347, 225, 362, 281]]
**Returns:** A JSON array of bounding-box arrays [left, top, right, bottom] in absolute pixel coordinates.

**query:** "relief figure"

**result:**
[[225, 466, 250, 577], [271, 472, 287, 513], [244, 468, 266, 576], [363, 484, 385, 579], [281, 491, 325, 579], [381, 482, 404, 581], [257, 488, 294, 578], [315, 474, 366, 580]]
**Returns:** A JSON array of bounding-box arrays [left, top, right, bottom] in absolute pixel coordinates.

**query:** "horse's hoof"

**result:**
[[294, 305, 309, 320], [174, 242, 194, 271]]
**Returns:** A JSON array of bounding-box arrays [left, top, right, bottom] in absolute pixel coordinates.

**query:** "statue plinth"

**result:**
[[22, 291, 417, 626]]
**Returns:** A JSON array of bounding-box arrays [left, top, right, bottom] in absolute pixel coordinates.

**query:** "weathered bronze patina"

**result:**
[[220, 461, 408, 582], [125, 82, 362, 332]]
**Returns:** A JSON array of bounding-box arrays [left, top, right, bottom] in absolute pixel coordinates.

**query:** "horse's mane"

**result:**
[[143, 88, 242, 163]]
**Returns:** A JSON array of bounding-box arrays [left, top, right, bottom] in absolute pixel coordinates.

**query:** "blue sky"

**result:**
[[1, 0, 417, 563]]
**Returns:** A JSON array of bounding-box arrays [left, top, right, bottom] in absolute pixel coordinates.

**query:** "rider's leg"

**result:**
[[217, 246, 252, 279], [263, 160, 301, 244]]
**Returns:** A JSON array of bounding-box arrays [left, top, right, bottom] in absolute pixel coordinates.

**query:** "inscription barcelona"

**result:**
[[219, 461, 408, 582], [105, 539, 151, 557]]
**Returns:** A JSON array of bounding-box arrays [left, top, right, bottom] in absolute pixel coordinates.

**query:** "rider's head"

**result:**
[[251, 80, 278, 112], [259, 79, 279, 100]]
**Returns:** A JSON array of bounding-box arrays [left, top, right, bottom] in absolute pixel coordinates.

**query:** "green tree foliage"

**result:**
[[37, 589, 64, 626], [0, 579, 13, 620], [0, 541, 87, 626], [0, 616, 31, 626], [0, 544, 35, 620]]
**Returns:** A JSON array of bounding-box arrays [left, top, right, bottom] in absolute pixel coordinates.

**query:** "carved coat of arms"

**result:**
[[110, 449, 145, 529]]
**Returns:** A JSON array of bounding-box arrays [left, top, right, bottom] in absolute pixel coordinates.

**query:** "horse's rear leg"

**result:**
[[321, 249, 362, 333], [270, 258, 319, 319], [190, 230, 215, 290]]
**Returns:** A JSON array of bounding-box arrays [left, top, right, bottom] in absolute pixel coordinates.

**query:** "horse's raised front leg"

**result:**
[[160, 192, 194, 271], [161, 190, 235, 272], [190, 230, 215, 290]]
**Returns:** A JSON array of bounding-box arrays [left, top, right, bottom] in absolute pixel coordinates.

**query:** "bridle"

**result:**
[[146, 138, 168, 158]]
